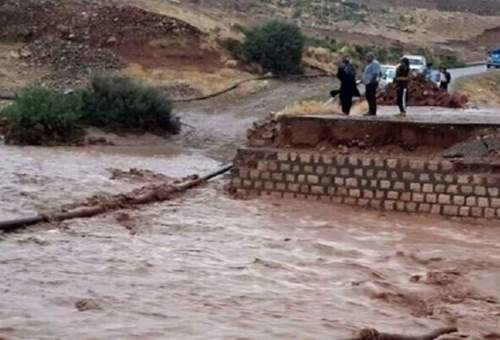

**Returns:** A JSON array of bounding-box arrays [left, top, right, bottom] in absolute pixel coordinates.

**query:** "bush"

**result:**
[[1, 85, 83, 145], [242, 21, 305, 75], [0, 75, 180, 145], [81, 75, 179, 133]]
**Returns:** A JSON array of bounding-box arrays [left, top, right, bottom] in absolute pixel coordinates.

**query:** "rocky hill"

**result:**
[[0, 0, 231, 91]]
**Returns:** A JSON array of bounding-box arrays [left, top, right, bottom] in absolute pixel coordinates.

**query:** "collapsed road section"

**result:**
[[231, 114, 500, 219]]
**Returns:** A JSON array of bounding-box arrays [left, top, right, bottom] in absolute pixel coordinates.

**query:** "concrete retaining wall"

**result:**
[[230, 148, 500, 219]]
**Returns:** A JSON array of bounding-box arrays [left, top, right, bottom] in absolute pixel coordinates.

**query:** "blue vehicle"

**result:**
[[487, 48, 500, 68]]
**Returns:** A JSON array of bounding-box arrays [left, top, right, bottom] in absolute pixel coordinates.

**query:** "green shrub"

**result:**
[[1, 85, 83, 145], [242, 20, 305, 75], [80, 75, 179, 133]]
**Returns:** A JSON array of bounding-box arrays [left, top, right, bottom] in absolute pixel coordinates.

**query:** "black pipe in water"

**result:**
[[0, 215, 48, 232], [0, 163, 234, 233]]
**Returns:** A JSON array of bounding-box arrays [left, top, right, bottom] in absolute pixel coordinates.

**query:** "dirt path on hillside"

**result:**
[[1, 78, 500, 339]]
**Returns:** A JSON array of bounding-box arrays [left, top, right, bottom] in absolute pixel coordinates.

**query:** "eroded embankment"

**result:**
[[234, 114, 500, 220], [248, 113, 500, 158]]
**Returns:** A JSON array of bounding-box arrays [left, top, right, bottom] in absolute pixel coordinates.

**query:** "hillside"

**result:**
[[0, 0, 253, 96], [454, 70, 500, 106], [1, 0, 499, 98], [171, 0, 500, 54], [373, 0, 500, 15]]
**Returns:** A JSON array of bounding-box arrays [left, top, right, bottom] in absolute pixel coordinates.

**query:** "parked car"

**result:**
[[402, 55, 427, 74], [487, 48, 500, 68], [380, 65, 397, 87]]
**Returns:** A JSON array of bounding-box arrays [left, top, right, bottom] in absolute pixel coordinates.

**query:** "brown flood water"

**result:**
[[1, 79, 500, 339]]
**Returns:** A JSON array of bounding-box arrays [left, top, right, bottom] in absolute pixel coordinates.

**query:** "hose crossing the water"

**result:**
[[0, 73, 333, 104], [0, 163, 233, 233]]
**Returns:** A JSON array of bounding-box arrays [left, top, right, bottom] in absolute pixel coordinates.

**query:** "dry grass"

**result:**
[[454, 71, 500, 106], [125, 63, 253, 96], [303, 47, 340, 73], [277, 100, 342, 116], [0, 42, 39, 92], [277, 99, 368, 117]]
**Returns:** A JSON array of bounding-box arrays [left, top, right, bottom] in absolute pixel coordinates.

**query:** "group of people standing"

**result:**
[[423, 63, 452, 91], [336, 54, 450, 117], [336, 53, 383, 116]]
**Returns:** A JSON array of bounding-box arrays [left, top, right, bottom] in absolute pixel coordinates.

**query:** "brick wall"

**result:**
[[230, 148, 500, 219]]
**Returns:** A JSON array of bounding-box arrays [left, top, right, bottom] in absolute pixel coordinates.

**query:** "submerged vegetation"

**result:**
[[1, 85, 84, 145], [0, 75, 179, 145]]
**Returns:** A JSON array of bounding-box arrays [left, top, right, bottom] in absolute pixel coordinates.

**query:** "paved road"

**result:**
[[449, 64, 488, 86]]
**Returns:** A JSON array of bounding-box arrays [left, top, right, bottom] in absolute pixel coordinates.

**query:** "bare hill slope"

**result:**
[[371, 0, 500, 15]]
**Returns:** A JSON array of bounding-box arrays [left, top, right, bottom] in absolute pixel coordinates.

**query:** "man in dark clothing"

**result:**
[[336, 56, 358, 115], [395, 57, 411, 117], [440, 67, 451, 92]]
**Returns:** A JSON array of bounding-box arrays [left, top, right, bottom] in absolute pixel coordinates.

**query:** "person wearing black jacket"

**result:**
[[395, 57, 411, 117], [336, 56, 358, 115], [440, 67, 451, 92]]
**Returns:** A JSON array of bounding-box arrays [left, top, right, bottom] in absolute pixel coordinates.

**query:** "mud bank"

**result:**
[[272, 115, 500, 153]]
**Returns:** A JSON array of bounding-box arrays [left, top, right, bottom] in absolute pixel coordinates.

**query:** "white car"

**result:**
[[402, 55, 427, 74], [380, 65, 397, 87]]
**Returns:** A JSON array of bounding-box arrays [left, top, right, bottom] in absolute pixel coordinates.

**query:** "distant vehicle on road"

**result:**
[[380, 65, 396, 87], [402, 55, 427, 74], [487, 48, 500, 68]]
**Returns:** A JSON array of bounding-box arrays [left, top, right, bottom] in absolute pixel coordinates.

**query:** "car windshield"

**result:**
[[491, 49, 500, 55], [409, 58, 424, 66]]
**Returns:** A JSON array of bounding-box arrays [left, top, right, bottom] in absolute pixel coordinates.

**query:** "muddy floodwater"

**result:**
[[1, 80, 500, 339]]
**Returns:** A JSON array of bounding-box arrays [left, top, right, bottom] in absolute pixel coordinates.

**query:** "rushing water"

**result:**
[[1, 186, 500, 338], [1, 85, 500, 339]]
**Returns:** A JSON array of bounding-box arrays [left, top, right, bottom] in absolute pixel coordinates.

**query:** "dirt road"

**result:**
[[1, 78, 500, 339]]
